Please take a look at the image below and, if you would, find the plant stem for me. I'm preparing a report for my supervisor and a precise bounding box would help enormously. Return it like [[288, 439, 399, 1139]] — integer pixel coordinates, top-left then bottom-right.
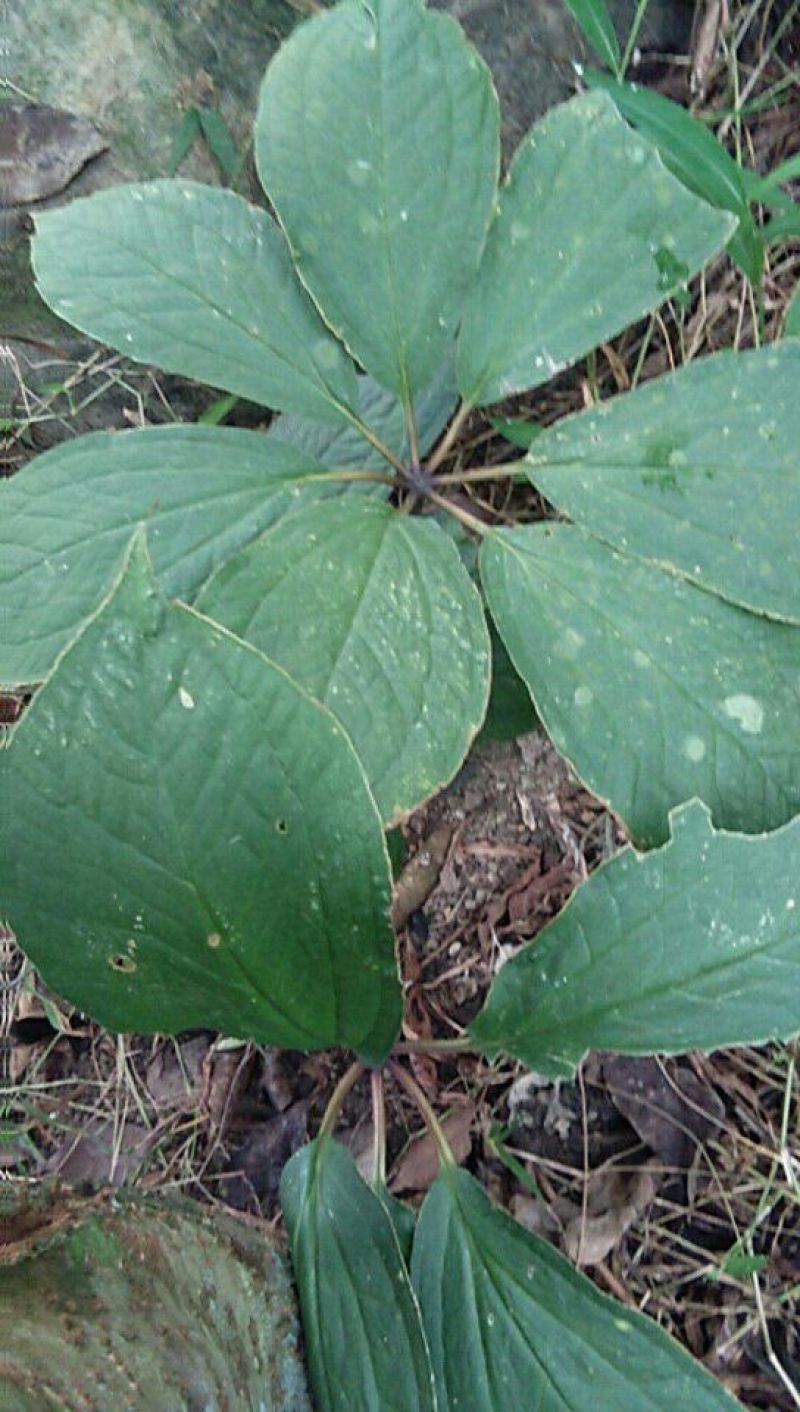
[[631, 312, 656, 389], [620, 0, 651, 78], [393, 1036, 472, 1055], [317, 467, 395, 487], [779, 1048, 798, 1195], [427, 488, 492, 537], [318, 1060, 364, 1140], [404, 396, 421, 474], [390, 1061, 456, 1167], [432, 460, 526, 486], [585, 348, 599, 403], [718, 0, 800, 141], [370, 1069, 387, 1187], [337, 406, 407, 477], [426, 401, 473, 474]]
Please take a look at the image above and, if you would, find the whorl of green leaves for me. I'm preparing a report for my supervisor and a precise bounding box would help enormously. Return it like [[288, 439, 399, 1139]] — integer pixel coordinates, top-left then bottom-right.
[[4, 3, 798, 1405]]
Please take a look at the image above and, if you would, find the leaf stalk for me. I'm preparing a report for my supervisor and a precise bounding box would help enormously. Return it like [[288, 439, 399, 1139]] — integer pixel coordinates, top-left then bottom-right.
[[427, 489, 492, 537], [390, 1060, 457, 1167], [318, 1060, 364, 1140], [426, 401, 473, 474], [433, 460, 526, 486], [370, 1068, 387, 1187]]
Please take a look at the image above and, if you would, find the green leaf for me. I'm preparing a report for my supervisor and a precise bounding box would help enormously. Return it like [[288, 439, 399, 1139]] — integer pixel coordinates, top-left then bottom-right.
[[269, 357, 457, 472], [2, 533, 400, 1063], [168, 106, 202, 175], [197, 107, 240, 180], [742, 153, 800, 200], [476, 626, 538, 745], [527, 345, 800, 622], [487, 417, 542, 450], [281, 1139, 437, 1412], [411, 1166, 741, 1411], [786, 285, 800, 338], [470, 800, 800, 1075], [256, 0, 499, 402], [485, 1124, 544, 1200], [457, 91, 733, 406], [386, 827, 408, 879], [762, 208, 800, 242], [584, 71, 763, 283], [198, 392, 240, 425], [374, 1182, 417, 1265], [32, 181, 358, 423], [563, 0, 620, 71], [739, 165, 795, 215], [197, 498, 490, 823], [718, 1243, 768, 1279], [481, 524, 800, 845], [1, 425, 349, 687]]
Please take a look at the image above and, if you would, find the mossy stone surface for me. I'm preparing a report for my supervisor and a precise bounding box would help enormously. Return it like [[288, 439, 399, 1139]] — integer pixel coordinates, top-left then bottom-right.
[[0, 1190, 312, 1410], [5, 0, 297, 186]]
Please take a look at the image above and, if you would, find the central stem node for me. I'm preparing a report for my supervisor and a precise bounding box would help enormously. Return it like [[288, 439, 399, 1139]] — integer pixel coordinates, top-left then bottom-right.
[[402, 461, 434, 495]]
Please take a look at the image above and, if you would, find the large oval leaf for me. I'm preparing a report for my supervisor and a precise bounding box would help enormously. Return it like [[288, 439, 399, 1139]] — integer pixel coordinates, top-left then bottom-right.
[[527, 345, 800, 623], [256, 0, 499, 402], [198, 499, 490, 823], [0, 425, 347, 687], [411, 1166, 741, 1411], [457, 91, 733, 406], [269, 357, 458, 472], [481, 524, 800, 845], [281, 1139, 437, 1412], [32, 181, 358, 423], [1, 533, 400, 1063], [470, 800, 800, 1076]]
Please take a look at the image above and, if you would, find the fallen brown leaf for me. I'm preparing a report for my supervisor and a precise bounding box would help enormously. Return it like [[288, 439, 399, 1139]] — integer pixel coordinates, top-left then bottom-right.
[[510, 1193, 563, 1238], [146, 1035, 209, 1112], [202, 1044, 253, 1136], [219, 1101, 309, 1211], [604, 1055, 724, 1169], [261, 1047, 295, 1112], [389, 1100, 475, 1195], [46, 1118, 155, 1186], [564, 1159, 661, 1266], [391, 824, 453, 930]]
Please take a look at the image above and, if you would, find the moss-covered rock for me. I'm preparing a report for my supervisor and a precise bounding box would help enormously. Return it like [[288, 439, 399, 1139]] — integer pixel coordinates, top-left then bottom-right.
[[4, 0, 296, 187], [0, 1189, 312, 1410]]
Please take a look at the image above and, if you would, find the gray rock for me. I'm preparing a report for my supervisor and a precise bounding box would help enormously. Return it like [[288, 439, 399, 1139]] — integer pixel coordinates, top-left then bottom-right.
[[1, 0, 299, 370], [436, 0, 692, 154], [4, 0, 297, 187]]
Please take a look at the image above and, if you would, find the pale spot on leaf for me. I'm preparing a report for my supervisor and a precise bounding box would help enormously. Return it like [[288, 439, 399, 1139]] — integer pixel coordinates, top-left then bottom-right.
[[683, 734, 706, 762], [554, 628, 584, 660], [723, 693, 764, 734]]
